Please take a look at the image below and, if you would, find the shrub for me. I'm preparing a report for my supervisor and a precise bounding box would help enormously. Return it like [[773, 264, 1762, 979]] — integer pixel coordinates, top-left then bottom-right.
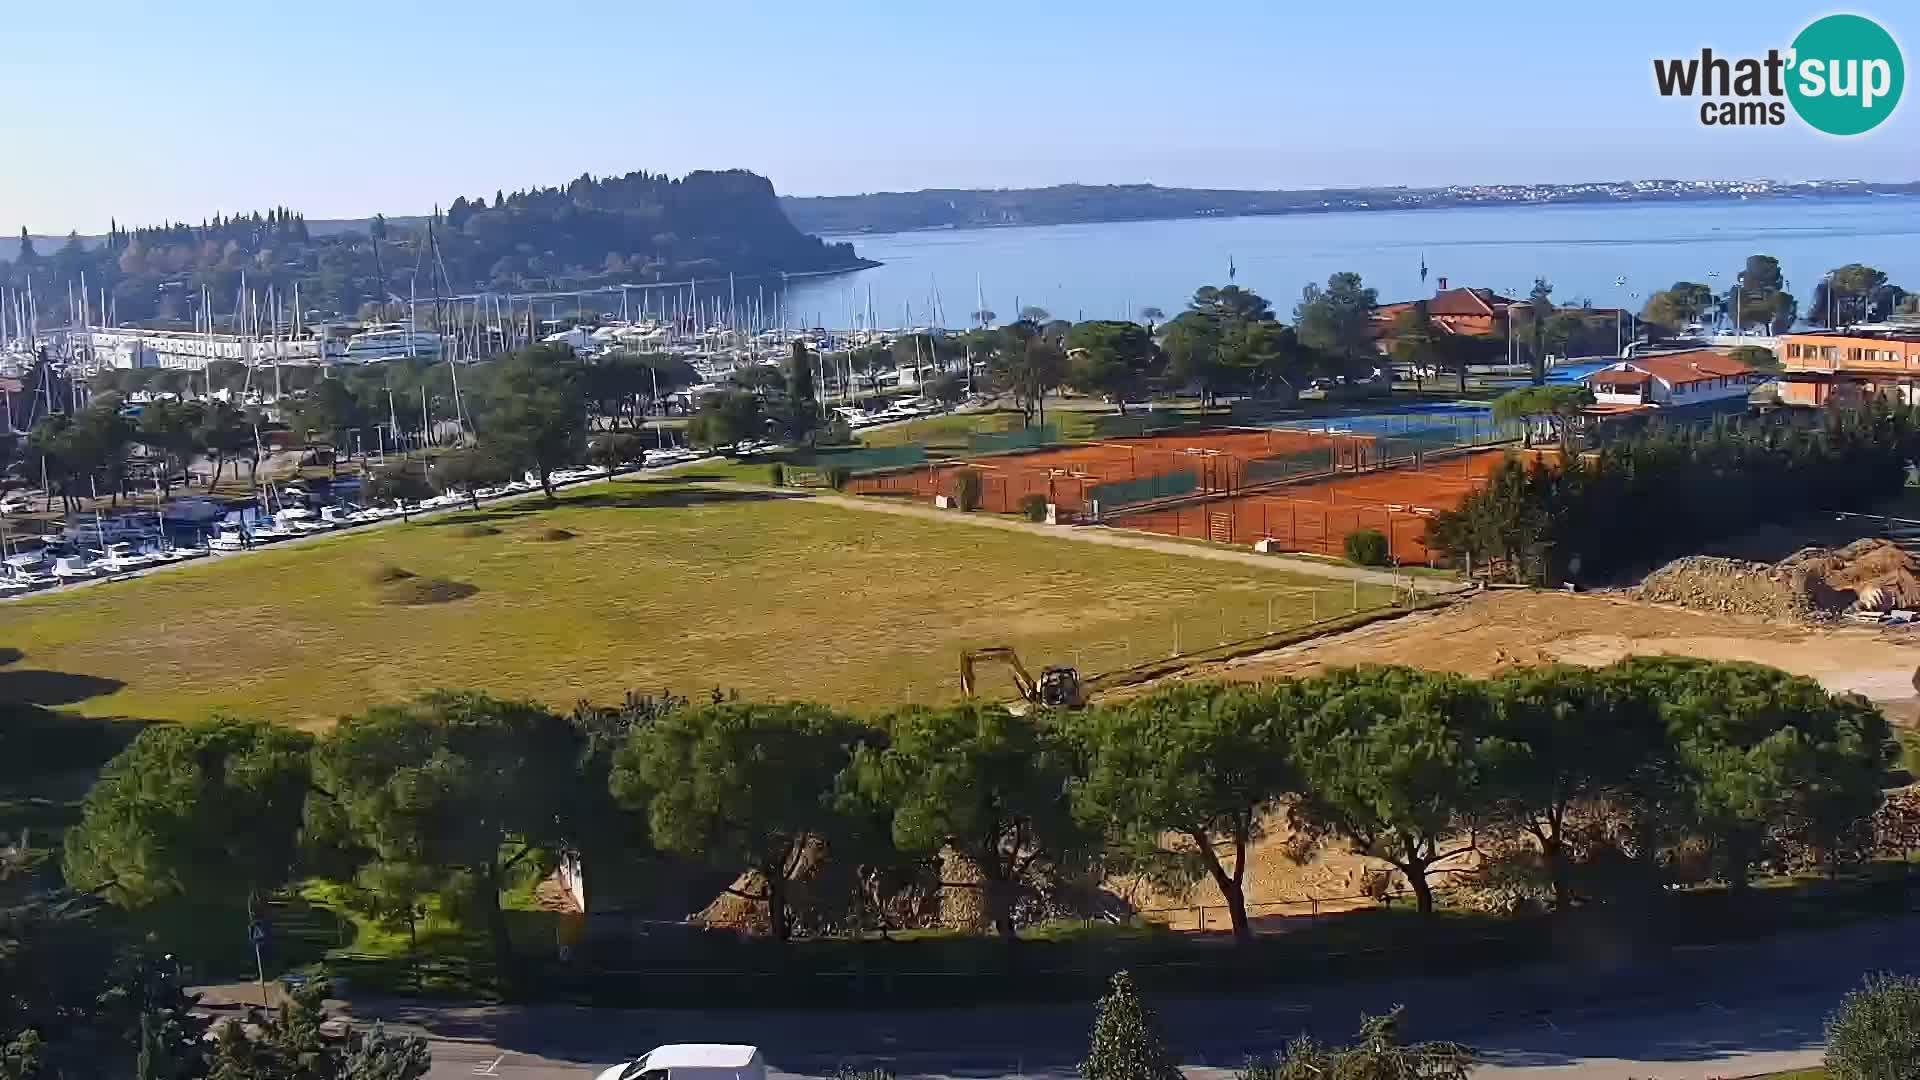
[[1344, 529, 1390, 566], [1020, 494, 1050, 522], [954, 468, 983, 512], [1825, 973, 1920, 1080], [1081, 971, 1182, 1080], [826, 466, 852, 491], [768, 464, 786, 487]]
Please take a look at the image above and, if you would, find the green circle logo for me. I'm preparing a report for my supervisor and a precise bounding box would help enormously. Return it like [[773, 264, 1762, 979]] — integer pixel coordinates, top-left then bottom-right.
[[1787, 14, 1904, 135]]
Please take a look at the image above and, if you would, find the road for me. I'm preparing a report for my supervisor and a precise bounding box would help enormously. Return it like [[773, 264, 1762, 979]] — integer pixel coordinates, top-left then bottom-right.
[[289, 913, 1920, 1080]]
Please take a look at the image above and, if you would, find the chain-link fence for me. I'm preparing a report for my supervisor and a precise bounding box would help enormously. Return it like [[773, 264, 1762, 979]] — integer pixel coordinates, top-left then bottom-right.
[[968, 424, 1059, 453]]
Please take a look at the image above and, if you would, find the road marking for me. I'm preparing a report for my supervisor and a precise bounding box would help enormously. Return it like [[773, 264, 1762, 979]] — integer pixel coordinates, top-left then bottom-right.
[[472, 1054, 504, 1076]]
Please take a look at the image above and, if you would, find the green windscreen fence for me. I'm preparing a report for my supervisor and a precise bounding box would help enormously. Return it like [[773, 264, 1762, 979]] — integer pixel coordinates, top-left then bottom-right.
[[968, 425, 1057, 454], [1240, 446, 1339, 487], [813, 445, 928, 472], [1088, 470, 1198, 516], [1089, 411, 1186, 438], [1371, 427, 1470, 461]]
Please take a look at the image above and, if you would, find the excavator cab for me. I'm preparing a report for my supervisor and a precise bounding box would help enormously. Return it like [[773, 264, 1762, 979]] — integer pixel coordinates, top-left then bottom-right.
[[959, 647, 1086, 713], [1035, 665, 1083, 708]]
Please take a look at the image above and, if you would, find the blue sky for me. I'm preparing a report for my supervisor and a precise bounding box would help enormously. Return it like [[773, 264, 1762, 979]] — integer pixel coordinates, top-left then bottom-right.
[[2, 1, 1915, 232]]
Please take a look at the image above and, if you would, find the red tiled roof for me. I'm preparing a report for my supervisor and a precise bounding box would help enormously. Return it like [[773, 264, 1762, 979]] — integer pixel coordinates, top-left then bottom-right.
[[1628, 350, 1754, 385], [1376, 287, 1518, 322], [1583, 350, 1754, 388], [1427, 287, 1515, 317], [1593, 370, 1652, 386]]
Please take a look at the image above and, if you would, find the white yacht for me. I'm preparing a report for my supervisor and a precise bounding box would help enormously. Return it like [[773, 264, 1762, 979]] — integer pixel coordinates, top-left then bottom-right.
[[276, 507, 329, 534], [345, 324, 444, 363], [3, 560, 56, 589], [96, 542, 161, 573], [51, 554, 98, 581]]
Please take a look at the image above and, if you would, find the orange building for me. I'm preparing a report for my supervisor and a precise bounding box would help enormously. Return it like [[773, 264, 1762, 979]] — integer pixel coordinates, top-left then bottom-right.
[[1775, 325, 1920, 407]]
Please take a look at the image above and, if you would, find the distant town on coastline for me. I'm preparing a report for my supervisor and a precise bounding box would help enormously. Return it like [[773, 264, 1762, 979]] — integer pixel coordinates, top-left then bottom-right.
[[779, 177, 1920, 235]]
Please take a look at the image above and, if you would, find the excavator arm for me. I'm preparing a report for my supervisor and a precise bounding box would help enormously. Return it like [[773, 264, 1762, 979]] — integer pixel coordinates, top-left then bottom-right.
[[959, 647, 1040, 702]]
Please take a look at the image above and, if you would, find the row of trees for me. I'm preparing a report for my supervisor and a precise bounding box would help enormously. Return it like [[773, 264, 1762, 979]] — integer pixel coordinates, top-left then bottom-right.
[[61, 656, 1892, 978], [43, 341, 700, 509], [1430, 401, 1919, 582], [14, 396, 260, 511], [1642, 257, 1917, 334], [944, 277, 1394, 424]]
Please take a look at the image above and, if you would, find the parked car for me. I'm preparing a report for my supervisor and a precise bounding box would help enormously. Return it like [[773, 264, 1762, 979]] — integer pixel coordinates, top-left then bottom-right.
[[594, 1045, 767, 1080]]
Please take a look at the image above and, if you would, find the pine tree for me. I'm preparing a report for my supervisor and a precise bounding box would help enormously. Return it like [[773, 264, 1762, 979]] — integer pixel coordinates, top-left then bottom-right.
[[340, 1022, 431, 1080], [1080, 972, 1182, 1080], [261, 981, 332, 1080], [208, 1017, 264, 1080]]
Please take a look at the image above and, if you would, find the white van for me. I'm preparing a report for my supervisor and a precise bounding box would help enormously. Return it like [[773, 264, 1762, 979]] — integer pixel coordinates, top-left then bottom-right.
[[595, 1045, 766, 1080]]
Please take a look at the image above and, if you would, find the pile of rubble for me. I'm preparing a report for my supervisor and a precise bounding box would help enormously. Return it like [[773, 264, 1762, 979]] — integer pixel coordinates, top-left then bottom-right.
[[1635, 538, 1920, 621]]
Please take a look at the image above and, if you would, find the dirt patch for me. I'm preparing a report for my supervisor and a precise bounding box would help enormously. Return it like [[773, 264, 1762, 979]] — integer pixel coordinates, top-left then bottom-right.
[[376, 577, 479, 606], [456, 524, 502, 538], [1635, 538, 1920, 620], [1134, 589, 1920, 720], [366, 564, 417, 585], [532, 528, 577, 542], [1097, 588, 1920, 922]]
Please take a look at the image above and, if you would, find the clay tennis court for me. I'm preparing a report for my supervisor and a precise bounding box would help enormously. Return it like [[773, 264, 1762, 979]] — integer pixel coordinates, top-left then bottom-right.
[[1111, 449, 1513, 564], [843, 427, 1381, 512]]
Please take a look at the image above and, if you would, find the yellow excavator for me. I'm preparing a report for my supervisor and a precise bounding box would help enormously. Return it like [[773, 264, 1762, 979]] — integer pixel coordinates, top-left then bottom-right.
[[959, 647, 1088, 713]]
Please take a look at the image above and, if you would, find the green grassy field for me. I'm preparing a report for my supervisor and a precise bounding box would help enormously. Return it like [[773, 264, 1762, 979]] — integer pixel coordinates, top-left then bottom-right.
[[0, 478, 1393, 727]]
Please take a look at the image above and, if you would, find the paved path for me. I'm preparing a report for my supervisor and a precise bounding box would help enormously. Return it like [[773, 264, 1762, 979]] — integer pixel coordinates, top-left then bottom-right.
[[199, 912, 1920, 1080], [690, 481, 1464, 595]]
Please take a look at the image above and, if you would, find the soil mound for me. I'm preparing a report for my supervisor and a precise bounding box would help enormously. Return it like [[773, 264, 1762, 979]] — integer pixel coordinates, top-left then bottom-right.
[[1636, 538, 1920, 620], [455, 524, 501, 537], [376, 577, 479, 606], [367, 564, 417, 585], [533, 528, 577, 542]]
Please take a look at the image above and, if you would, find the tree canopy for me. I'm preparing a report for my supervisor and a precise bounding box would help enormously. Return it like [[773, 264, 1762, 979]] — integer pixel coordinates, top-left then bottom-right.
[[308, 691, 584, 977], [1068, 683, 1300, 942], [62, 718, 314, 910], [1293, 272, 1378, 370], [476, 344, 589, 500], [1290, 667, 1491, 915], [844, 703, 1085, 939], [1065, 320, 1163, 410], [611, 701, 869, 941]]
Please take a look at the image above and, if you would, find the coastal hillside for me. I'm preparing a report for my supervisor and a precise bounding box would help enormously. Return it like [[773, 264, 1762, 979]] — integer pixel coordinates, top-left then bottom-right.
[[781, 178, 1920, 235], [0, 168, 868, 324]]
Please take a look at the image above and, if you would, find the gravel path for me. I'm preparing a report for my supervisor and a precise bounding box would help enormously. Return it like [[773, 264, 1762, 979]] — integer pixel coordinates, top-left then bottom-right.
[[689, 480, 1464, 594]]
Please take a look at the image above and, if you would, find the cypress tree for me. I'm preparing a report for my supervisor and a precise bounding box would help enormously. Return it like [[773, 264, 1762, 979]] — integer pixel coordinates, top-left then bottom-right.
[[1080, 972, 1182, 1080]]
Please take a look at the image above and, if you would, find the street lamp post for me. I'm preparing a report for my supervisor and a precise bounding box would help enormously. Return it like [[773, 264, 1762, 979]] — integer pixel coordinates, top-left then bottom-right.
[[1613, 277, 1629, 356]]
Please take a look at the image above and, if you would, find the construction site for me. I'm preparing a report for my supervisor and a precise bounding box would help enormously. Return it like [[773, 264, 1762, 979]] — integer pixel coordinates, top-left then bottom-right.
[[845, 419, 1521, 564]]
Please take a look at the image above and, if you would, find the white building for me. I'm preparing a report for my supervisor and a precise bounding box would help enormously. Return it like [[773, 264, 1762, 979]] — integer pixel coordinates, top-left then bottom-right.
[[89, 328, 342, 371], [1582, 350, 1759, 411]]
